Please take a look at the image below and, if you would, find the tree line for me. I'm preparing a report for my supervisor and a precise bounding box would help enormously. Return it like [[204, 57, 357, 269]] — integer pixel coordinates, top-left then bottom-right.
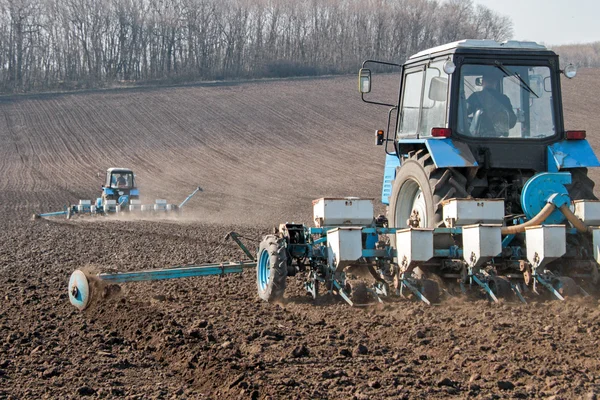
[[0, 0, 512, 93], [553, 42, 600, 68]]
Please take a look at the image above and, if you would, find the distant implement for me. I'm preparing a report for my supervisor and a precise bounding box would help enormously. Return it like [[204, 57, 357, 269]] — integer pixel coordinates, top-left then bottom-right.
[[33, 168, 201, 219]]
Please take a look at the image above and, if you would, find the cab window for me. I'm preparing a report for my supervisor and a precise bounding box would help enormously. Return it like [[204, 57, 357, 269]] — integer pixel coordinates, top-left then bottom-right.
[[457, 64, 555, 138], [420, 61, 449, 136], [398, 70, 423, 135], [111, 172, 133, 189], [398, 61, 449, 137]]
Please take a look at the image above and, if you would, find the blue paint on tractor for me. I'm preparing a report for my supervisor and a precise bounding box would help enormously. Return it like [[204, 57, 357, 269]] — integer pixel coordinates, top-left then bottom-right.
[[257, 248, 270, 293], [381, 139, 479, 204], [118, 195, 129, 205], [381, 154, 400, 205], [130, 189, 140, 196], [365, 233, 378, 250], [521, 172, 571, 224], [103, 187, 115, 195], [96, 198, 102, 208], [548, 140, 600, 170]]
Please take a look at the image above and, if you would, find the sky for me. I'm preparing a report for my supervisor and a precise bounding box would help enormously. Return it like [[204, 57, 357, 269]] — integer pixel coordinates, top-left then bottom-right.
[[473, 0, 600, 46]]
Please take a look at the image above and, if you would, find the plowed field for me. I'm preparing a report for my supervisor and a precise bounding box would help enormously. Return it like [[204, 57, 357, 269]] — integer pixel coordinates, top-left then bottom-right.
[[2, 70, 600, 399]]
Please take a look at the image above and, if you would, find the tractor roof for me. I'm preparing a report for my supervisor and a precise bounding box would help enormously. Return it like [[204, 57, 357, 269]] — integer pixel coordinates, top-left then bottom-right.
[[409, 39, 550, 60], [107, 167, 133, 174]]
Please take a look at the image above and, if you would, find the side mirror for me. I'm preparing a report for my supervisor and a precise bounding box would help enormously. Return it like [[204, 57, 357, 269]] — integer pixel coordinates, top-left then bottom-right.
[[475, 77, 483, 86], [359, 68, 371, 93], [563, 64, 577, 79]]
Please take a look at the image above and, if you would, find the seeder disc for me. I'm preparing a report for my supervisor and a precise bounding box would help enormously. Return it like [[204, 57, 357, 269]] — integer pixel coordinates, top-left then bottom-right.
[[68, 270, 90, 311]]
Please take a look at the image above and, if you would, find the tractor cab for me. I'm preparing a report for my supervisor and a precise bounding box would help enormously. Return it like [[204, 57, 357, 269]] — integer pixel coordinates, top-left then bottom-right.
[[360, 39, 599, 216], [359, 40, 593, 172], [100, 168, 139, 207], [107, 169, 135, 189]]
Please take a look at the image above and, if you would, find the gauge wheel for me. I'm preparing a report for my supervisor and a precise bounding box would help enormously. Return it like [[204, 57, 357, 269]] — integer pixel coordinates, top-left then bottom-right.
[[256, 235, 287, 302]]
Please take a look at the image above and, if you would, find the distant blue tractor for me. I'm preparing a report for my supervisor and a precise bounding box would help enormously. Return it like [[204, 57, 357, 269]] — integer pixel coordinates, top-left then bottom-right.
[[97, 167, 140, 212], [35, 167, 201, 219]]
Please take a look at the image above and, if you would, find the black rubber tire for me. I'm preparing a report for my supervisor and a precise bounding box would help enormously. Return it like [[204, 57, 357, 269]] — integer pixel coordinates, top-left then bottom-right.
[[566, 168, 597, 200], [256, 235, 287, 302], [388, 149, 470, 230]]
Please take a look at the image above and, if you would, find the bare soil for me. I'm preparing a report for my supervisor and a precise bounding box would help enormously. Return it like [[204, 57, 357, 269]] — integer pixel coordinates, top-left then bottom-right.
[[2, 71, 600, 399]]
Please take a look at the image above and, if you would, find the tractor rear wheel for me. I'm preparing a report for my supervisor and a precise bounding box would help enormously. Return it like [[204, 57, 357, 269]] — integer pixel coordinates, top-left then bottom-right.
[[566, 168, 597, 200], [388, 149, 469, 230], [256, 235, 287, 302]]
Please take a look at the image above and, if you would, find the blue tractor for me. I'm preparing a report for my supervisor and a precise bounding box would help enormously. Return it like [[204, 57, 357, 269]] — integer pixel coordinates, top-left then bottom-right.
[[97, 167, 140, 211], [35, 167, 202, 219], [355, 39, 600, 299]]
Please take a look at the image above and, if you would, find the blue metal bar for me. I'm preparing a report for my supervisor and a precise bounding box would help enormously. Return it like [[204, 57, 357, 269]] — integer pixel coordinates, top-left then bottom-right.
[[311, 226, 465, 235], [400, 278, 431, 305], [332, 280, 354, 306], [535, 275, 565, 301], [511, 283, 527, 304], [37, 210, 68, 218], [361, 227, 399, 234], [434, 248, 464, 258], [98, 261, 255, 283], [502, 234, 515, 248], [225, 232, 255, 261], [362, 249, 389, 258], [179, 187, 202, 209], [471, 274, 499, 303], [313, 225, 584, 238], [313, 237, 327, 245]]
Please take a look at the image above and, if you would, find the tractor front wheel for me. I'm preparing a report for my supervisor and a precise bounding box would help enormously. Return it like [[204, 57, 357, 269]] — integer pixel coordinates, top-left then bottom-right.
[[256, 235, 288, 302]]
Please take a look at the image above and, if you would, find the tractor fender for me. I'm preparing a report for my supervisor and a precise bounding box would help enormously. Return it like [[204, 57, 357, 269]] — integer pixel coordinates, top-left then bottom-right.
[[381, 139, 478, 205], [547, 140, 600, 171], [398, 139, 478, 169]]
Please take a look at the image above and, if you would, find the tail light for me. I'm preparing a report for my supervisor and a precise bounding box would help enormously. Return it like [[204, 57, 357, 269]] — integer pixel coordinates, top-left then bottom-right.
[[431, 128, 451, 138], [566, 130, 586, 140], [375, 129, 384, 145]]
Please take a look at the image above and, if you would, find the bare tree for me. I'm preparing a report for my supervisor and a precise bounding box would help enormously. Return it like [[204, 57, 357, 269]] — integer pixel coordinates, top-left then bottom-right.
[[0, 0, 515, 93]]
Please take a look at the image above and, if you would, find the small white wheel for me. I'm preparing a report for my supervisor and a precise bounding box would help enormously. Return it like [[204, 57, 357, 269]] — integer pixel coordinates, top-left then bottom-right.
[[68, 270, 91, 311]]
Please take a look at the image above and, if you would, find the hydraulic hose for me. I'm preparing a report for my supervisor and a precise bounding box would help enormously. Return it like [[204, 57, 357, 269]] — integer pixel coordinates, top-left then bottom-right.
[[499, 203, 592, 235], [559, 204, 591, 234], [500, 203, 556, 235]]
